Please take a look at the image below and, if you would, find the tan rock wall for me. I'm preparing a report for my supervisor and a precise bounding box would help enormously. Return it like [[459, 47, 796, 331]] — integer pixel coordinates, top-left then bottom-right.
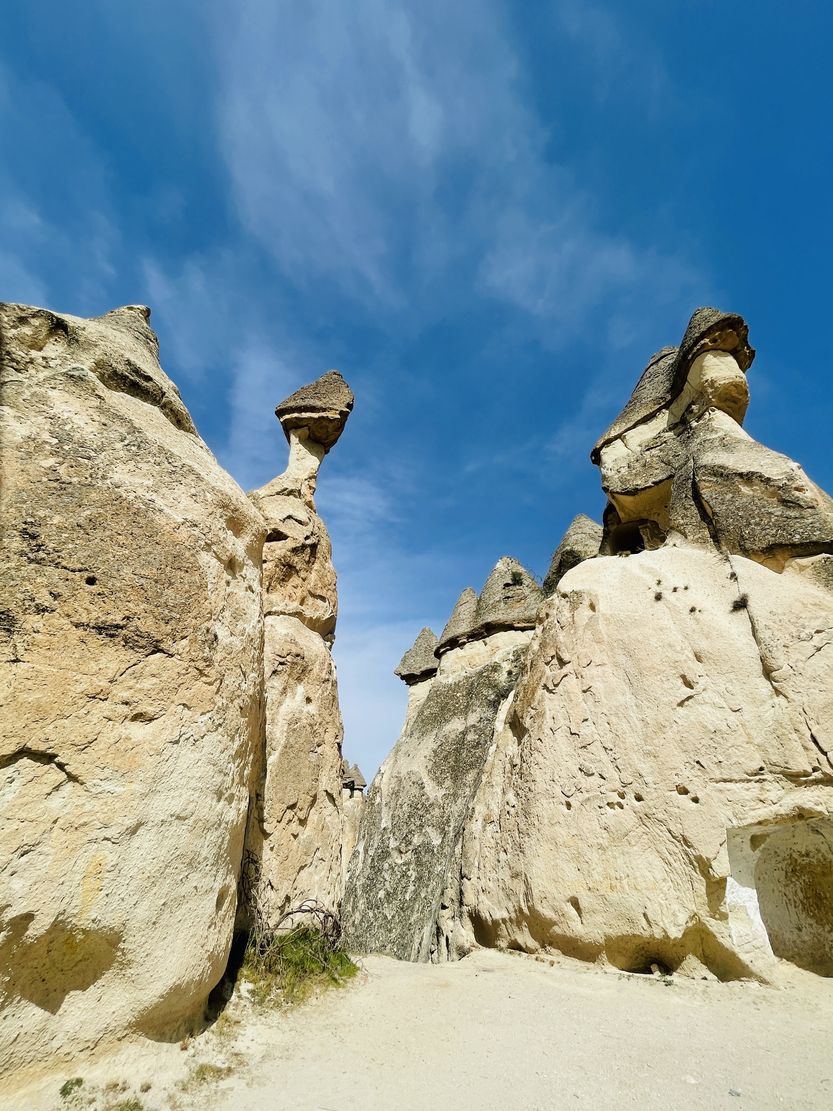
[[462, 547, 833, 979], [0, 304, 264, 1082]]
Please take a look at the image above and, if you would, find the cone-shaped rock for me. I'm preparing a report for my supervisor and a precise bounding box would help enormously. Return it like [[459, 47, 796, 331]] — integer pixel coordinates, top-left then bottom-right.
[[474, 556, 542, 632], [394, 627, 439, 683], [437, 587, 478, 655], [543, 515, 603, 595], [275, 369, 354, 450], [591, 307, 754, 462]]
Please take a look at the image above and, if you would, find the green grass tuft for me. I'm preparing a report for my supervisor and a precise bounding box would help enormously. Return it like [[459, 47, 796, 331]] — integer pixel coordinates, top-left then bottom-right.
[[243, 925, 358, 1005], [59, 1077, 84, 1099]]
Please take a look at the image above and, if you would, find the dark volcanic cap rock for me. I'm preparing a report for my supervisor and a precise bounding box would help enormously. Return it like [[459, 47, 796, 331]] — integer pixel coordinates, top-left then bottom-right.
[[591, 307, 755, 463], [437, 588, 478, 656], [474, 557, 542, 633], [543, 515, 603, 595], [395, 627, 439, 683], [275, 370, 354, 450]]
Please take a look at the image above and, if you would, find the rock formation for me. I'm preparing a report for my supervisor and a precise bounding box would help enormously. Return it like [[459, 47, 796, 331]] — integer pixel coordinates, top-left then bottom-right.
[[342, 559, 543, 960], [245, 370, 353, 923], [346, 306, 833, 982], [542, 514, 602, 595], [0, 303, 264, 1081], [0, 303, 354, 1089], [341, 761, 367, 881]]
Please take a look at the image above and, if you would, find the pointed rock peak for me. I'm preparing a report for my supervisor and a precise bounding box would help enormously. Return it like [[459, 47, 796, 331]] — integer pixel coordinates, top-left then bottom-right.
[[275, 370, 354, 450], [475, 556, 542, 632], [395, 627, 439, 683], [543, 515, 603, 595], [591, 307, 754, 463], [437, 587, 478, 655]]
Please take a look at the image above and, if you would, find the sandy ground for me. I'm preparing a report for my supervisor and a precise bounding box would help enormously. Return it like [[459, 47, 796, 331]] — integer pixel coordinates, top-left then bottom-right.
[[11, 948, 833, 1111]]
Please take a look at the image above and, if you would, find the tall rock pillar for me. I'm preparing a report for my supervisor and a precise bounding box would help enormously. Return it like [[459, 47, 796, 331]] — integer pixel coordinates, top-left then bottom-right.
[[246, 371, 353, 920]]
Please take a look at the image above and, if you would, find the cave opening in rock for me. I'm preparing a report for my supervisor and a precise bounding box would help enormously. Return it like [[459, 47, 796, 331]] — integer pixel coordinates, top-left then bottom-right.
[[728, 817, 833, 976], [754, 818, 833, 976]]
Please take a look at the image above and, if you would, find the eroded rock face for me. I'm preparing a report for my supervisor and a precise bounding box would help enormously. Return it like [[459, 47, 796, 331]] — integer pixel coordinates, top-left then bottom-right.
[[543, 514, 603, 595], [346, 305, 833, 982], [245, 372, 353, 921], [343, 561, 541, 960], [0, 304, 264, 1080], [594, 308, 833, 564], [463, 546, 833, 979]]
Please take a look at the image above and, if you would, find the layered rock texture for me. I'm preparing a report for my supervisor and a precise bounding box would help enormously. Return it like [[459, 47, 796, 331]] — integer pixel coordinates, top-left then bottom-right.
[[345, 307, 833, 982], [342, 559, 543, 960], [245, 371, 353, 923], [0, 304, 264, 1079], [0, 305, 353, 1087]]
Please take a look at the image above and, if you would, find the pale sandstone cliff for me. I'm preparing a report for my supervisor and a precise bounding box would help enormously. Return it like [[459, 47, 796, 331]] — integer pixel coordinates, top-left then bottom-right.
[[0, 307, 354, 1088], [346, 307, 833, 981], [0, 304, 264, 1080], [245, 371, 353, 923]]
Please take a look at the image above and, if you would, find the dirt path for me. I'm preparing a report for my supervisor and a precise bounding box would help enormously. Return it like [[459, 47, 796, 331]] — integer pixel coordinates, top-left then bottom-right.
[[212, 949, 832, 1111], [15, 949, 833, 1111]]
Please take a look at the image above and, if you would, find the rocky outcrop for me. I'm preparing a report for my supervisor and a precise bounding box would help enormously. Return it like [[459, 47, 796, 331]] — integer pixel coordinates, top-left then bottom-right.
[[245, 371, 353, 922], [0, 303, 264, 1081], [542, 514, 602, 595], [463, 545, 833, 979], [593, 307, 833, 564], [342, 561, 542, 960], [341, 761, 367, 882], [346, 306, 833, 982]]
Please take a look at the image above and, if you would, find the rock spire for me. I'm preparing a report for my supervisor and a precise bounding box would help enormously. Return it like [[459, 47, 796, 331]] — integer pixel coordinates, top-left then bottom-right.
[[395, 627, 439, 683]]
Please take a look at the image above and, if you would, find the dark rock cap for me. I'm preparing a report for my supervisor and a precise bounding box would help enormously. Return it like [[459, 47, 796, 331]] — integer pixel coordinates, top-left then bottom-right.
[[394, 627, 439, 683], [275, 370, 354, 450], [591, 308, 755, 463], [342, 761, 367, 789], [543, 515, 603, 595], [474, 557, 542, 632], [436, 587, 478, 656]]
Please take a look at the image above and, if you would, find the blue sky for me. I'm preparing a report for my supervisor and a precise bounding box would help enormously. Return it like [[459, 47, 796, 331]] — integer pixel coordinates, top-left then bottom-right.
[[3, 1, 832, 776]]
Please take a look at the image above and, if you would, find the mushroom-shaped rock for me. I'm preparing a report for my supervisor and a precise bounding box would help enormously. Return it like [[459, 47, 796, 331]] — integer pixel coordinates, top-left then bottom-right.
[[437, 587, 478, 656], [474, 557, 542, 633], [275, 369, 354, 451], [543, 515, 603, 595], [395, 627, 439, 683], [591, 307, 754, 463], [342, 761, 367, 790]]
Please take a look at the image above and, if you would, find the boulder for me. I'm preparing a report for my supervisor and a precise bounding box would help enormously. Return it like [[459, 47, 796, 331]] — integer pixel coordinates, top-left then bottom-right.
[[0, 303, 264, 1081]]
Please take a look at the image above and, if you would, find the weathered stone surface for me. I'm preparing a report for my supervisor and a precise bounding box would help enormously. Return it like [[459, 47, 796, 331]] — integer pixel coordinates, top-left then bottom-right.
[[473, 557, 541, 634], [275, 369, 354, 451], [543, 515, 603, 595], [595, 308, 833, 565], [437, 587, 478, 655], [246, 615, 345, 921], [394, 627, 439, 683], [461, 546, 833, 980], [341, 762, 366, 882], [592, 307, 754, 462], [252, 475, 338, 638], [0, 303, 264, 1081], [342, 629, 532, 961], [244, 373, 352, 921]]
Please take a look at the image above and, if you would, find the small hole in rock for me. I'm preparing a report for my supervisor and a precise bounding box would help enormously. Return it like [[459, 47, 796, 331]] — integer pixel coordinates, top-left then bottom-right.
[[85, 575, 97, 586]]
